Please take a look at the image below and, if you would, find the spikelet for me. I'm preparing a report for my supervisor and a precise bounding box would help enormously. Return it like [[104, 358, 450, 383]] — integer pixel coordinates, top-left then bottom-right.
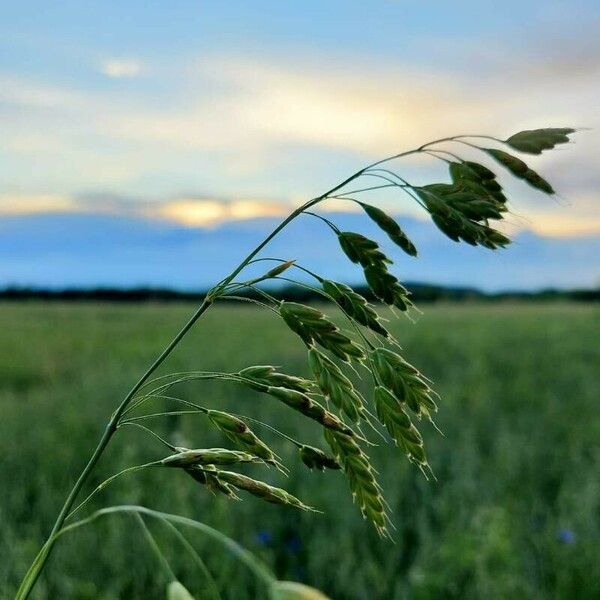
[[504, 127, 575, 155], [263, 259, 296, 278], [216, 470, 315, 511], [416, 185, 510, 249], [363, 264, 413, 311], [449, 161, 508, 206], [185, 465, 239, 499], [359, 203, 418, 256], [371, 347, 437, 418], [485, 148, 555, 194], [279, 301, 365, 362], [308, 346, 365, 422], [337, 231, 391, 269], [161, 448, 261, 468], [324, 429, 388, 536], [374, 386, 431, 473], [239, 365, 311, 392], [266, 386, 355, 436], [298, 445, 340, 471], [207, 409, 277, 464], [321, 279, 389, 337]]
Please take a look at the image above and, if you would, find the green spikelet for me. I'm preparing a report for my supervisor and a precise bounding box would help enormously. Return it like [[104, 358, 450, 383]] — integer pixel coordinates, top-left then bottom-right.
[[308, 346, 365, 422], [485, 148, 555, 194], [363, 264, 413, 311], [504, 127, 575, 155], [207, 410, 277, 463], [161, 448, 260, 468], [185, 465, 239, 499], [279, 301, 365, 362], [216, 470, 315, 511], [416, 185, 510, 249], [239, 365, 311, 392], [337, 231, 391, 268], [266, 386, 355, 436], [322, 279, 389, 337], [371, 347, 437, 418], [324, 429, 389, 536], [359, 203, 418, 256], [374, 386, 431, 472], [298, 445, 340, 471]]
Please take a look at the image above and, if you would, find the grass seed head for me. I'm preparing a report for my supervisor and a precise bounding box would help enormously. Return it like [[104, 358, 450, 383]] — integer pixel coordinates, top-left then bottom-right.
[[324, 429, 389, 536], [322, 279, 389, 337], [264, 259, 296, 278], [239, 365, 311, 392], [299, 445, 340, 470], [337, 231, 392, 268], [360, 203, 418, 257], [280, 301, 365, 362], [162, 448, 261, 468], [207, 409, 277, 463], [266, 386, 355, 436], [308, 346, 365, 422], [374, 386, 431, 469], [363, 264, 413, 311], [217, 470, 314, 511], [372, 347, 438, 418], [485, 148, 555, 194], [417, 184, 510, 249], [504, 127, 575, 154], [185, 466, 239, 499]]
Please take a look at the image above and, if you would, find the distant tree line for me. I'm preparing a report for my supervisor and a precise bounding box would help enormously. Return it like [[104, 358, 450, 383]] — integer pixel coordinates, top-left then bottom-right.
[[1, 284, 597, 303]]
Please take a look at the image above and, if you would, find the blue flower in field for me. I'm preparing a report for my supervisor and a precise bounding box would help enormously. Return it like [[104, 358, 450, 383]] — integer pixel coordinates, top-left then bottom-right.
[[556, 528, 576, 545], [255, 530, 273, 546], [285, 534, 302, 553]]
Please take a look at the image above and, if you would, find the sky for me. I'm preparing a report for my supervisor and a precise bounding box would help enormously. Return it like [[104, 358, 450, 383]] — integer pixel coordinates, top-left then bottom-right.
[[1, 1, 599, 289]]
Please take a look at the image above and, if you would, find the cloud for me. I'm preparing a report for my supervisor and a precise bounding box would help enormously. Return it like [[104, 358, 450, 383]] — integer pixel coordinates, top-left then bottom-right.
[[0, 193, 76, 214], [2, 189, 599, 239], [1, 42, 599, 236], [100, 58, 142, 78], [155, 198, 288, 227]]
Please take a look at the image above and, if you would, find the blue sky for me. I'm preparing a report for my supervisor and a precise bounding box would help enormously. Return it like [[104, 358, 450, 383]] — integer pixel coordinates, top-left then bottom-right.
[[1, 1, 599, 288]]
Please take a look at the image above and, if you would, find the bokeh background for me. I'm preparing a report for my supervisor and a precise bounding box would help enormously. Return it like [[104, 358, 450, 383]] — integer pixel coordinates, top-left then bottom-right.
[[1, 2, 599, 599]]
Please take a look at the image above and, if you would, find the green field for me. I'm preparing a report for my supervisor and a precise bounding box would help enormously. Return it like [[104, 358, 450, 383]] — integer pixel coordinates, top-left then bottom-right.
[[1, 302, 599, 599]]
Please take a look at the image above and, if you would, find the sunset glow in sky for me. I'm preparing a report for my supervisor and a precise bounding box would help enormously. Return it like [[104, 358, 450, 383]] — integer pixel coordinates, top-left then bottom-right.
[[2, 1, 599, 238]]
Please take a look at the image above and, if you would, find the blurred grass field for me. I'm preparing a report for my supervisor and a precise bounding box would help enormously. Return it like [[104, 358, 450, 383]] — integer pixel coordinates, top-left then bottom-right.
[[1, 301, 599, 599]]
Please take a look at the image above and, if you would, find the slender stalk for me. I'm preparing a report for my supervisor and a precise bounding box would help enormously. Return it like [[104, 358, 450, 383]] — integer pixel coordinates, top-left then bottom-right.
[[134, 513, 177, 582], [16, 135, 457, 598]]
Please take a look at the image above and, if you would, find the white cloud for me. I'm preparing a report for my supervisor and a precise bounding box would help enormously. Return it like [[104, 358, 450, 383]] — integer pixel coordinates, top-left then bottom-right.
[[1, 48, 599, 236], [0, 193, 76, 214], [100, 58, 142, 78]]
